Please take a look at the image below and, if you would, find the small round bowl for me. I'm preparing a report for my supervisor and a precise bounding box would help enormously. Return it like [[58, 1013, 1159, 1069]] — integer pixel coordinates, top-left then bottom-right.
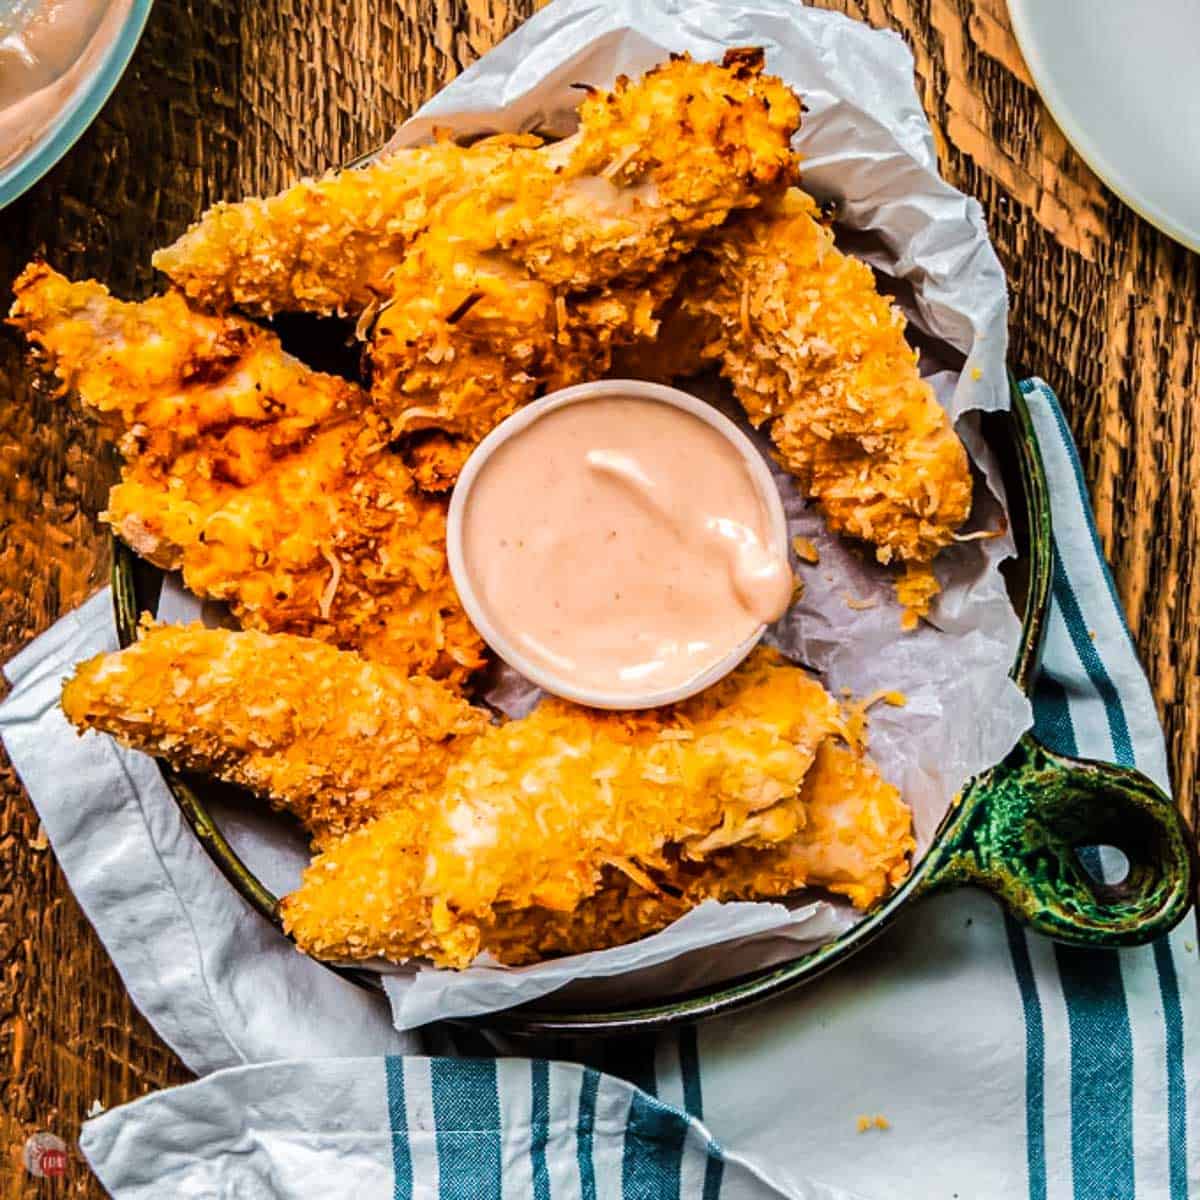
[[446, 379, 791, 710], [0, 0, 153, 210]]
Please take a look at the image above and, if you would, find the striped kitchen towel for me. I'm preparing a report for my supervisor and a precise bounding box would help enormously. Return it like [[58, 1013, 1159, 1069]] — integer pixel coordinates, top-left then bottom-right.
[[17, 379, 1198, 1197]]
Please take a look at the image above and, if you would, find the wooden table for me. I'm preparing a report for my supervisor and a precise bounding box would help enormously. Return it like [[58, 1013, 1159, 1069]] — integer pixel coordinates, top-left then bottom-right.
[[0, 0, 1195, 1192]]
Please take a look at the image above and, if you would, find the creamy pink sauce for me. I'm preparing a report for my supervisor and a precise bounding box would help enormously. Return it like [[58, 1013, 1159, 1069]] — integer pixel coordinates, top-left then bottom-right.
[[461, 395, 793, 698], [0, 0, 131, 172]]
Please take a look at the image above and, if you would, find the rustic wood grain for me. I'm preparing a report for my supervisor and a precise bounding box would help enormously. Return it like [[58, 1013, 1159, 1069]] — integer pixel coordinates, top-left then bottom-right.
[[0, 0, 1194, 1193]]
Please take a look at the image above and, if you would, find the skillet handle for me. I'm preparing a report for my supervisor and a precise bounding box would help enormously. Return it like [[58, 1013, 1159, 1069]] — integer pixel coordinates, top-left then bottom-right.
[[918, 734, 1195, 946]]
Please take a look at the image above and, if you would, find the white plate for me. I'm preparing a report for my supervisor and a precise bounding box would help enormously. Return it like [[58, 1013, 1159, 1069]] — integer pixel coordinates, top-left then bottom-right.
[[1008, 0, 1200, 253]]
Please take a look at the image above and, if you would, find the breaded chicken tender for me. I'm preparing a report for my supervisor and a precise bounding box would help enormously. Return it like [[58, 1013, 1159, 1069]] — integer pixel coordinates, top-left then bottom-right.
[[366, 51, 798, 458], [484, 740, 914, 964], [458, 48, 800, 289], [282, 648, 851, 968], [9, 262, 359, 491], [153, 51, 798, 317], [660, 187, 973, 623], [152, 134, 540, 316], [62, 625, 487, 844], [370, 254, 682, 446], [9, 264, 484, 682], [62, 624, 911, 968]]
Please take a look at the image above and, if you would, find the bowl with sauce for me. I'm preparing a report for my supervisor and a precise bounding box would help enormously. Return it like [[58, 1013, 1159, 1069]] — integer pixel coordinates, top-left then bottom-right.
[[0, 0, 152, 208], [447, 380, 794, 709]]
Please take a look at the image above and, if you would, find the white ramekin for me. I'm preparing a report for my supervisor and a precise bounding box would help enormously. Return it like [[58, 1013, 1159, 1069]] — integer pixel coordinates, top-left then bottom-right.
[[446, 379, 790, 710]]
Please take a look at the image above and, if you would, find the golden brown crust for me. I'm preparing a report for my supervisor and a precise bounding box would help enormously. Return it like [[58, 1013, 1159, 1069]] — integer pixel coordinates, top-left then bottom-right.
[[657, 187, 973, 621], [9, 265, 485, 683], [152, 52, 799, 317], [61, 624, 488, 845], [152, 135, 542, 317], [369, 255, 683, 451], [363, 52, 798, 455], [486, 741, 914, 963], [62, 623, 913, 969], [486, 49, 801, 288], [281, 647, 889, 968]]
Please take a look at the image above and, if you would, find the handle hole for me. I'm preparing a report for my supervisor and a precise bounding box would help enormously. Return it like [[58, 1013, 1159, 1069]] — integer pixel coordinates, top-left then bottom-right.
[[1074, 843, 1134, 902], [1075, 844, 1131, 886]]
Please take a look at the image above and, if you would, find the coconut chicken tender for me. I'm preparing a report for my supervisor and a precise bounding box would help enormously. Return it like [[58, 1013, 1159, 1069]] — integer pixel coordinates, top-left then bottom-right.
[[366, 50, 799, 466], [370, 256, 683, 454], [484, 740, 914, 964], [282, 648, 877, 969], [451, 48, 800, 289], [60, 625, 911, 968], [657, 187, 973, 624], [61, 625, 487, 845], [153, 51, 799, 317], [8, 264, 484, 683], [152, 134, 541, 317]]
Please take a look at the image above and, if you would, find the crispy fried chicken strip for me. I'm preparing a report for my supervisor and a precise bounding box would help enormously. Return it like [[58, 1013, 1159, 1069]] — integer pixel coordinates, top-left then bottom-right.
[[282, 648, 848, 968], [152, 134, 541, 316], [370, 258, 683, 446], [485, 740, 914, 964], [456, 48, 800, 289], [61, 623, 911, 967], [366, 50, 798, 454], [664, 187, 973, 623], [61, 625, 487, 845], [154, 51, 798, 317], [8, 262, 360, 485], [9, 264, 484, 682]]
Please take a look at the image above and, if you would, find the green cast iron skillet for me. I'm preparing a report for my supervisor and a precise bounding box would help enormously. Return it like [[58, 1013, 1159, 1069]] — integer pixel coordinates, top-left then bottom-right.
[[112, 374, 1196, 1036]]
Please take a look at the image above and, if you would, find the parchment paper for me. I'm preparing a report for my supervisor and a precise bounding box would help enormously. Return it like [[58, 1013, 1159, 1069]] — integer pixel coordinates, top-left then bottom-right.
[[160, 0, 1032, 1031]]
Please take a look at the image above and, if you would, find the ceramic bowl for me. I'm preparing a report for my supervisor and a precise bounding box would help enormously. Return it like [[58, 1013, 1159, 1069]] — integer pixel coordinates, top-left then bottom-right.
[[0, 0, 153, 208], [445, 379, 791, 710]]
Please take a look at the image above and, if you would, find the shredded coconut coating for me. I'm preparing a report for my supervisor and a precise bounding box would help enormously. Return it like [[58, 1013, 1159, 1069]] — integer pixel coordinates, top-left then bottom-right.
[[282, 647, 856, 967], [469, 48, 801, 288], [59, 623, 913, 968], [152, 51, 798, 319], [485, 740, 914, 963], [661, 186, 973, 620], [8, 262, 360, 476], [61, 625, 487, 845], [152, 135, 540, 317], [366, 49, 798, 462], [8, 264, 484, 683], [370, 252, 682, 448]]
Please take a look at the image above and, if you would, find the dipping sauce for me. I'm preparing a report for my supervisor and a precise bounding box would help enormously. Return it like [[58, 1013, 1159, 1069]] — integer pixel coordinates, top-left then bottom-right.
[[457, 393, 793, 702]]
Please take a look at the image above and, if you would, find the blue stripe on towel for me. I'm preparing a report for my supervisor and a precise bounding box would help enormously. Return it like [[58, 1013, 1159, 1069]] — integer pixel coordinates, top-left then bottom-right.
[[1020, 378, 1136, 656], [530, 1060, 551, 1200], [622, 1091, 688, 1200], [385, 1057, 412, 1200], [1055, 944, 1135, 1200], [1039, 380, 1191, 1200], [577, 1067, 600, 1200], [1003, 915, 1048, 1200], [1154, 939, 1189, 1199], [1031, 674, 1077, 756], [1051, 547, 1134, 764], [431, 1058, 502, 1200], [1040, 526, 1135, 1199], [702, 1142, 725, 1200], [679, 1028, 704, 1119]]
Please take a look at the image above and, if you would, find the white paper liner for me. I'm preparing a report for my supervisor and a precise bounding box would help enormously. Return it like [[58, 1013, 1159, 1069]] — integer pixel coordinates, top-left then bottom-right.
[[153, 0, 1032, 1031]]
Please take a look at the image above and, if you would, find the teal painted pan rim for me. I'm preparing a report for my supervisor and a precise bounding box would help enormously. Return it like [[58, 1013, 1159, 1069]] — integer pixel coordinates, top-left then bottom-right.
[[111, 373, 1196, 1036], [0, 1, 154, 210]]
